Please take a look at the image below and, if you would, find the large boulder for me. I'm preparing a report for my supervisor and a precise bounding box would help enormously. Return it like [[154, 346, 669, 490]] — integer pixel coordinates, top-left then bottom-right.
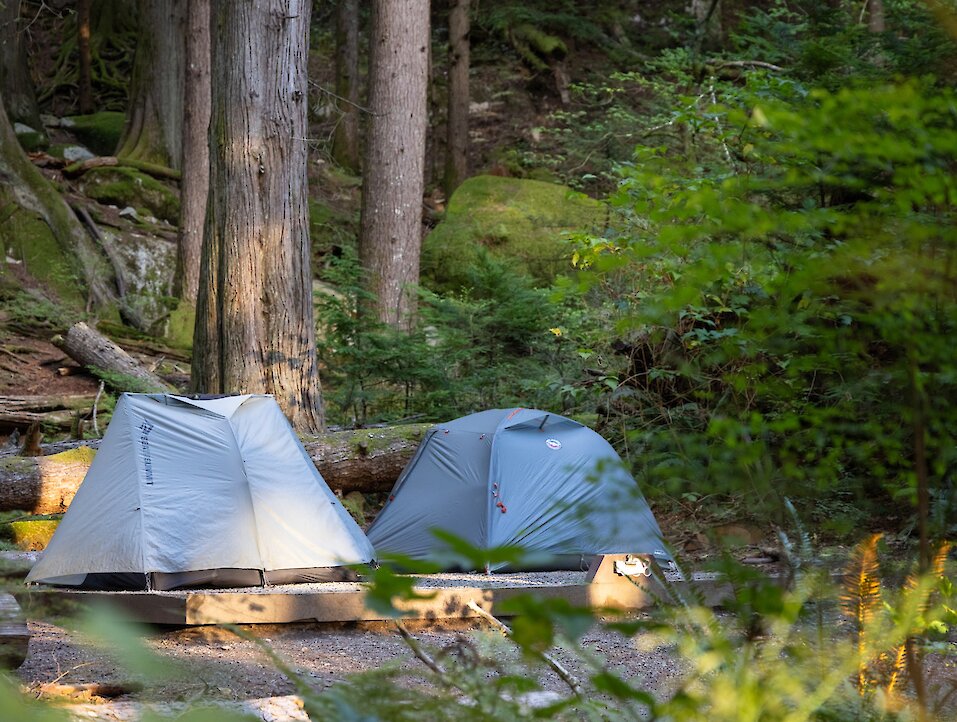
[[60, 112, 125, 156], [422, 175, 605, 290], [99, 226, 177, 333]]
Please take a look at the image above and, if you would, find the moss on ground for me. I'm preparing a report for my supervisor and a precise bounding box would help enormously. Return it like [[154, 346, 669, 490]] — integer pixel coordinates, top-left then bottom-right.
[[62, 112, 125, 156], [46, 446, 97, 465], [2, 209, 86, 308], [4, 519, 60, 551], [165, 302, 195, 348], [422, 175, 605, 290], [76, 166, 180, 222]]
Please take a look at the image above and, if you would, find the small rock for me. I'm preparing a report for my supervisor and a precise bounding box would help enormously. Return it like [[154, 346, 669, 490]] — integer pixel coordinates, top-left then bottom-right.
[[60, 117, 76, 128], [118, 206, 139, 220], [62, 145, 95, 162], [40, 114, 60, 128], [13, 122, 37, 135]]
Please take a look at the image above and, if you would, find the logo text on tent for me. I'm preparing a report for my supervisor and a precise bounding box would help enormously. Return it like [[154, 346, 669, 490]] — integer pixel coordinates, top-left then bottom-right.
[[545, 438, 562, 450], [138, 419, 155, 485]]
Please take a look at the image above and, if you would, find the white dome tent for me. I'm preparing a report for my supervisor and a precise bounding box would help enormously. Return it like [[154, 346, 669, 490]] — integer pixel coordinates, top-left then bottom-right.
[[27, 393, 375, 590]]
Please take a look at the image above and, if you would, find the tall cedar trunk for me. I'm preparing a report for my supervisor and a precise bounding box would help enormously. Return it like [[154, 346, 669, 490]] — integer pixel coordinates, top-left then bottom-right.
[[0, 87, 115, 310], [0, 0, 44, 133], [77, 0, 94, 115], [115, 0, 185, 169], [359, 0, 430, 329], [193, 0, 324, 433], [332, 0, 360, 172], [174, 0, 211, 303], [444, 0, 469, 196], [866, 0, 885, 33], [692, 0, 722, 52]]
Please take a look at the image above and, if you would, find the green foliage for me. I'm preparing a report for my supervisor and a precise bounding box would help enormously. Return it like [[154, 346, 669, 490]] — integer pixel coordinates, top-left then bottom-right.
[[317, 248, 586, 425], [566, 71, 957, 534]]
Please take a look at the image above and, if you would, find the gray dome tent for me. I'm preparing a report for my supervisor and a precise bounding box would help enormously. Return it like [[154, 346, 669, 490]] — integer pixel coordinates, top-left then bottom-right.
[[367, 408, 670, 570], [27, 393, 375, 591]]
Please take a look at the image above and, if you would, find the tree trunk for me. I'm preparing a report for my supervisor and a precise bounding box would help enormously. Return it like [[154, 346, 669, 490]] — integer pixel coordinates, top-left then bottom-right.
[[193, 0, 324, 433], [866, 0, 885, 33], [332, 0, 360, 173], [77, 0, 94, 115], [52, 322, 174, 393], [444, 0, 469, 197], [115, 0, 186, 168], [0, 0, 44, 134], [174, 0, 211, 304], [358, 0, 430, 329], [0, 88, 115, 310], [0, 423, 430, 514], [692, 0, 722, 52]]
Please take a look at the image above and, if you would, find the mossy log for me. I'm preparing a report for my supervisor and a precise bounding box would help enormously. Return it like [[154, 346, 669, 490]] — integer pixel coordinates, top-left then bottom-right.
[[0, 424, 429, 514], [52, 322, 174, 393]]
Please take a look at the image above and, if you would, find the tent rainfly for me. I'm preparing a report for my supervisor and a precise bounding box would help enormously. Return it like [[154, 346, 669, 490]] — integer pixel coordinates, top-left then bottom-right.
[[367, 408, 671, 571], [27, 394, 375, 591]]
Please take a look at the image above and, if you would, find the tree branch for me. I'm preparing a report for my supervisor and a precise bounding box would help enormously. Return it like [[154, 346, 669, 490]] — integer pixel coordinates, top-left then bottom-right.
[[466, 600, 583, 697]]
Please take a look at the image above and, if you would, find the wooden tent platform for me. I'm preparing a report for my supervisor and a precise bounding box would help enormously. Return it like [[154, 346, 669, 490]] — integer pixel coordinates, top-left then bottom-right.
[[19, 557, 732, 626], [0, 593, 31, 667]]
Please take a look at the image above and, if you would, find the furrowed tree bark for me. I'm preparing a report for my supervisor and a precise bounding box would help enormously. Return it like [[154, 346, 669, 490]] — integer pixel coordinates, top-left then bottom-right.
[[358, 0, 430, 329], [0, 424, 430, 514], [77, 0, 94, 114], [174, 0, 211, 303], [115, 0, 186, 168], [52, 322, 174, 393], [332, 0, 360, 172], [0, 0, 44, 134], [444, 0, 470, 196], [193, 0, 324, 432]]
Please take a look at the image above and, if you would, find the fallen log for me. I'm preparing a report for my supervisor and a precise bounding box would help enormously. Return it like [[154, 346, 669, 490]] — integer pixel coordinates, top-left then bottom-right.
[[0, 424, 429, 514], [51, 322, 174, 393], [0, 395, 98, 432]]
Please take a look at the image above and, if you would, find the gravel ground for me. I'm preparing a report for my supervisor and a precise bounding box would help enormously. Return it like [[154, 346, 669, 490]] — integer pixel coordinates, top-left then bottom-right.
[[11, 570, 685, 719], [16, 613, 687, 719]]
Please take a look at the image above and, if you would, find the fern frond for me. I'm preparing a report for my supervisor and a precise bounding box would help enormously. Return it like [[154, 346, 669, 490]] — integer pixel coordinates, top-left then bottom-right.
[[930, 542, 952, 580], [841, 533, 883, 628], [841, 533, 883, 695], [885, 643, 907, 696]]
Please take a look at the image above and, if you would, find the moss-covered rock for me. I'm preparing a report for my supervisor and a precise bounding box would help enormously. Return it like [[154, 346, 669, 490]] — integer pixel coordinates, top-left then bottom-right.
[[164, 301, 195, 348], [13, 123, 47, 152], [76, 167, 180, 223], [61, 112, 125, 156], [99, 226, 177, 333], [422, 175, 605, 290]]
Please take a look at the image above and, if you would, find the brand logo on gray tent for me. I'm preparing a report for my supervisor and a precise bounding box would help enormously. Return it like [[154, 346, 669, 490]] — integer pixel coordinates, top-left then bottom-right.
[[545, 438, 562, 450]]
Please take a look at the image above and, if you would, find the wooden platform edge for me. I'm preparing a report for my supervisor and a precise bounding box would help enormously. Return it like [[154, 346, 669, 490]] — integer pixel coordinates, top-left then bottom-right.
[[0, 592, 31, 668]]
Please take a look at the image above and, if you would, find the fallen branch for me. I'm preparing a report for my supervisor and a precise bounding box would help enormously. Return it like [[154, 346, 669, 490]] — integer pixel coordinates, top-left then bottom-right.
[[466, 600, 583, 696], [711, 59, 785, 72]]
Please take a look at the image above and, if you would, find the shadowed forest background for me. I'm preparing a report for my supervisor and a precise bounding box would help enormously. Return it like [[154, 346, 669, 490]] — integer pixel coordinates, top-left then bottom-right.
[[0, 0, 955, 719]]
